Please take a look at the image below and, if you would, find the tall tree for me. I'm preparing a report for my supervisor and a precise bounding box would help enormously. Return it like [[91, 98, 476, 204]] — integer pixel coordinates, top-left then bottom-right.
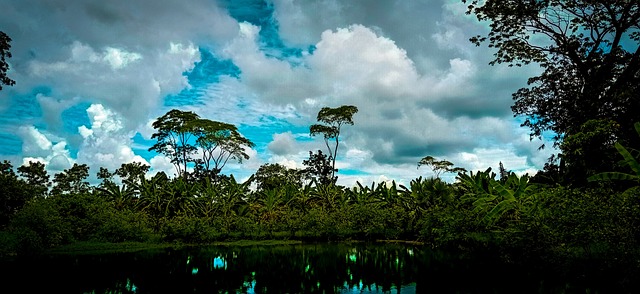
[[17, 161, 50, 198], [310, 105, 358, 180], [96, 167, 114, 187], [465, 0, 640, 176], [0, 31, 15, 91], [51, 163, 90, 196], [149, 109, 200, 178], [192, 118, 255, 178]]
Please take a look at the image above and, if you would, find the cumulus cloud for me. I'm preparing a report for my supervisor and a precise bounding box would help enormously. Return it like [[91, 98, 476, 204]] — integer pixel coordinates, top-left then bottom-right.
[[1, 0, 556, 187], [0, 0, 236, 158], [149, 155, 176, 177], [211, 9, 553, 184], [26, 41, 201, 129], [76, 104, 148, 172], [17, 126, 74, 173], [267, 132, 297, 155]]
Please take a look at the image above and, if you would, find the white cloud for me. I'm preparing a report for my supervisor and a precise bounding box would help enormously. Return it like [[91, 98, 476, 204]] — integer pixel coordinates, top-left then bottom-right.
[[267, 132, 297, 156], [17, 126, 74, 173], [149, 155, 175, 177], [0, 0, 557, 187], [18, 126, 53, 157], [103, 47, 142, 69], [76, 104, 148, 172]]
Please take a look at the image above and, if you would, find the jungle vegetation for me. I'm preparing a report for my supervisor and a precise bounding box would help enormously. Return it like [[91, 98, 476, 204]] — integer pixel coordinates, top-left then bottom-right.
[[1, 1, 640, 263]]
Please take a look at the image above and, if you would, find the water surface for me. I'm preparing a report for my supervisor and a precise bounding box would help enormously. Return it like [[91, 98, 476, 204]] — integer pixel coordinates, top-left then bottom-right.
[[2, 243, 636, 293]]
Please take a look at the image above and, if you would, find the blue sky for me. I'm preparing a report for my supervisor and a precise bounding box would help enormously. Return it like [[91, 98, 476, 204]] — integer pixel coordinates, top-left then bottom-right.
[[0, 0, 556, 185]]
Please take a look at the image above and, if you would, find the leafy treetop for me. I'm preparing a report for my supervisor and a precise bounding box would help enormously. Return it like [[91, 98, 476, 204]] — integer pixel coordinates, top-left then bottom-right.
[[0, 31, 15, 91], [310, 105, 358, 180]]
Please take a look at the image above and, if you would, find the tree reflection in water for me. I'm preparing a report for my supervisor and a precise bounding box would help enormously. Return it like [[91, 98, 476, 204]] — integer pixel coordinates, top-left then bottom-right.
[[2, 243, 637, 293]]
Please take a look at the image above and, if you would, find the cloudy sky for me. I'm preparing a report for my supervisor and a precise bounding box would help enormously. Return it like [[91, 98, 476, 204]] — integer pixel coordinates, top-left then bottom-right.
[[0, 0, 556, 185]]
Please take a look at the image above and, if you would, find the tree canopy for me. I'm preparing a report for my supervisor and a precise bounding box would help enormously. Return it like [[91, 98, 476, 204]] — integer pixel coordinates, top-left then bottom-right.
[[0, 31, 15, 91], [192, 118, 255, 178], [465, 0, 640, 181], [149, 109, 254, 180], [417, 156, 466, 179], [149, 109, 200, 178]]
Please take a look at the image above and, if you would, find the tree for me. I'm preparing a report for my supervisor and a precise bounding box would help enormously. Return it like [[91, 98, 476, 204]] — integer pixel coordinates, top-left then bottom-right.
[[17, 161, 50, 198], [0, 31, 15, 91], [149, 109, 254, 180], [192, 118, 255, 178], [96, 167, 114, 187], [417, 156, 466, 179], [51, 163, 90, 195], [310, 105, 358, 180], [254, 163, 304, 191], [303, 150, 336, 186], [465, 0, 640, 176], [560, 119, 621, 185], [0, 161, 30, 227], [115, 162, 150, 187], [149, 109, 200, 178], [498, 161, 509, 183]]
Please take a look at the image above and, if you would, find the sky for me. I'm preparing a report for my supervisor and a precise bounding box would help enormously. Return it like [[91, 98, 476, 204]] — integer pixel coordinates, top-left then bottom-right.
[[0, 0, 557, 186]]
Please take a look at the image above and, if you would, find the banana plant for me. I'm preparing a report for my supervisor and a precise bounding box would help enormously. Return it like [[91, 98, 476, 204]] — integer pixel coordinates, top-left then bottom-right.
[[163, 177, 199, 217], [135, 173, 168, 217], [400, 176, 453, 211], [96, 181, 136, 210], [216, 175, 252, 218], [588, 122, 640, 185], [456, 167, 495, 202], [255, 188, 286, 222], [472, 173, 538, 227], [346, 181, 381, 206], [310, 183, 346, 210], [374, 180, 404, 208]]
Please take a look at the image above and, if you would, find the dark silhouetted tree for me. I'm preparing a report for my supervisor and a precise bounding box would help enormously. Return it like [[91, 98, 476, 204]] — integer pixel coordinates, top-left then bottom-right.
[[254, 163, 303, 191], [192, 118, 254, 179], [465, 0, 640, 180], [51, 163, 90, 195], [418, 156, 466, 179], [0, 31, 15, 91], [303, 150, 336, 186]]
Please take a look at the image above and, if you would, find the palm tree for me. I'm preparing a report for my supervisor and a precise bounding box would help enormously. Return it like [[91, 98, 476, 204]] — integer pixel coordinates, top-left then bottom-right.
[[97, 181, 135, 210]]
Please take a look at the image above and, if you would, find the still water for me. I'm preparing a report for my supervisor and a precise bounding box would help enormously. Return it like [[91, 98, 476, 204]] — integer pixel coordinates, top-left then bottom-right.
[[2, 243, 636, 293]]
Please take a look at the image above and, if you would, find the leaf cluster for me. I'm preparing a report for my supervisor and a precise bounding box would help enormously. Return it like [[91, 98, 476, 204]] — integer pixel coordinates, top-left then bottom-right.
[[0, 31, 15, 90]]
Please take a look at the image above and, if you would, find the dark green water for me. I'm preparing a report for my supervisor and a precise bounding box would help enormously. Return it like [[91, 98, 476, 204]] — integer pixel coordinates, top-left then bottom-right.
[[1, 243, 637, 293]]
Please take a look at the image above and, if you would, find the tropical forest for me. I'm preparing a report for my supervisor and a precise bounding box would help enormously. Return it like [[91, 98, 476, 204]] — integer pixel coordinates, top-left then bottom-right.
[[1, 0, 640, 292]]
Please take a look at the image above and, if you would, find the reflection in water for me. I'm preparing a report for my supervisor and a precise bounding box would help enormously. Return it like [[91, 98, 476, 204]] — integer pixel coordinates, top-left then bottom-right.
[[1, 243, 638, 293]]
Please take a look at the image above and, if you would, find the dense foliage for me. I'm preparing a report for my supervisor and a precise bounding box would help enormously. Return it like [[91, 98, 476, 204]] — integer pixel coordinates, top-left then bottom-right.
[[0, 31, 15, 91], [2, 147, 640, 262], [2, 107, 640, 262], [465, 0, 640, 184], [2, 0, 640, 269]]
